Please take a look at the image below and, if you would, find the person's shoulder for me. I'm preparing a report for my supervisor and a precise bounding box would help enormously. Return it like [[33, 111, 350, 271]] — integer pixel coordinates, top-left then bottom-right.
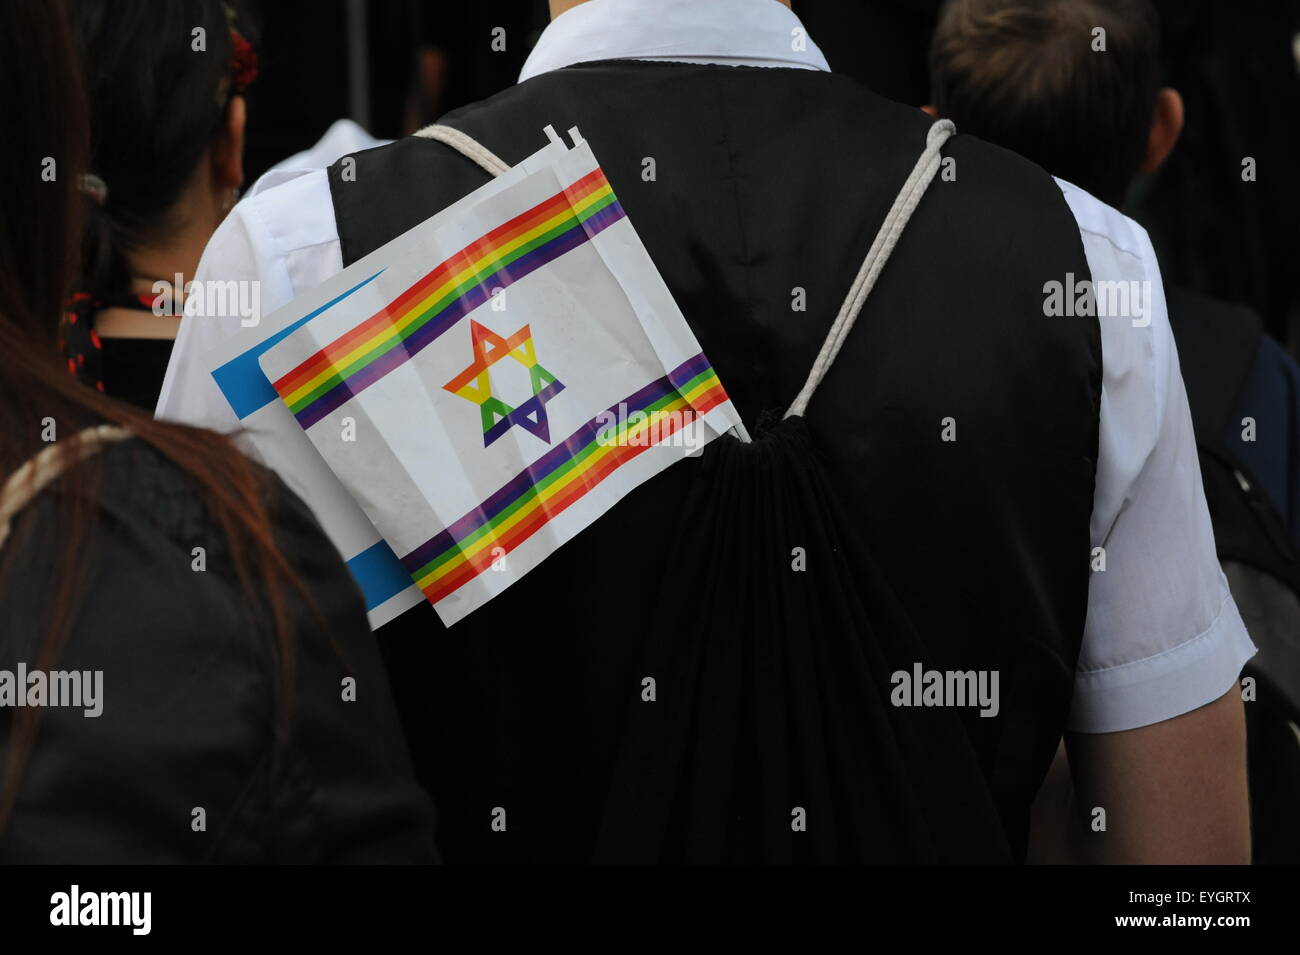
[[198, 122, 397, 281], [827, 82, 1089, 247], [92, 437, 222, 552], [254, 119, 389, 193], [216, 166, 337, 262], [940, 127, 1082, 230], [29, 435, 370, 679], [0, 435, 382, 862], [893, 113, 1092, 282], [1053, 176, 1155, 265], [72, 425, 387, 625], [88, 438, 358, 608]]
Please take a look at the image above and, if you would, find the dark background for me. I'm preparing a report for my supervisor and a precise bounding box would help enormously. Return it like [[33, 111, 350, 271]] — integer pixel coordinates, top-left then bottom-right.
[[239, 0, 1300, 353]]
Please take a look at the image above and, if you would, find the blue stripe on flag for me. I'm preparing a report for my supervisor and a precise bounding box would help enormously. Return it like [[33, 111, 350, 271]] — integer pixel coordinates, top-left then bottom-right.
[[211, 270, 384, 420], [346, 539, 414, 611]]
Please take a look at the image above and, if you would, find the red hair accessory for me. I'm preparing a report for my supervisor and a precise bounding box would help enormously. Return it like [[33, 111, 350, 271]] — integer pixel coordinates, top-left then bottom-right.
[[230, 29, 257, 93]]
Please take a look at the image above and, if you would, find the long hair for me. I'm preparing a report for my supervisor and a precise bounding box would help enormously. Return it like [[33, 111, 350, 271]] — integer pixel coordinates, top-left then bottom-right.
[[70, 0, 252, 304], [0, 0, 300, 831]]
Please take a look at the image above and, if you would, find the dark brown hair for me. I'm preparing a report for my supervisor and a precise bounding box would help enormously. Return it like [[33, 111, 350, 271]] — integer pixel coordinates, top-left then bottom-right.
[[929, 0, 1162, 207], [70, 0, 252, 304], [0, 0, 298, 830]]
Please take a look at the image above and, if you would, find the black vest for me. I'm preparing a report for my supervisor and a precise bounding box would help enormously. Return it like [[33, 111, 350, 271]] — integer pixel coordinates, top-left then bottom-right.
[[329, 61, 1102, 862]]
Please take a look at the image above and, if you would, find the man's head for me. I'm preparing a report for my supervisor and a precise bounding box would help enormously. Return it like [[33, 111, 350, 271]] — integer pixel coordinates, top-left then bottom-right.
[[928, 0, 1182, 208]]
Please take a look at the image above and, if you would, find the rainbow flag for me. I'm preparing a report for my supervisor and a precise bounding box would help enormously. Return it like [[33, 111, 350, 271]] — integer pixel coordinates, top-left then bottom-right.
[[259, 127, 745, 625], [273, 168, 625, 430], [403, 353, 730, 605]]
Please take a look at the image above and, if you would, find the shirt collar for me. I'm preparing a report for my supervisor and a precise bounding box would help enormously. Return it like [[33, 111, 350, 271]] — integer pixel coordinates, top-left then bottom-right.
[[519, 0, 830, 83]]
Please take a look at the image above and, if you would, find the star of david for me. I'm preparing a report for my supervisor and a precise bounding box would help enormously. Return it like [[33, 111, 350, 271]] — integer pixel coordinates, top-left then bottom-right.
[[443, 320, 565, 447]]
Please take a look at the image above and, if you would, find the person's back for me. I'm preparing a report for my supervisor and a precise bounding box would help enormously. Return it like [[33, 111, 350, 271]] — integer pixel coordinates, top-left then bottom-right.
[[159, 0, 1254, 863], [0, 439, 436, 863], [928, 0, 1294, 860], [334, 61, 1098, 863], [927, 0, 1300, 543]]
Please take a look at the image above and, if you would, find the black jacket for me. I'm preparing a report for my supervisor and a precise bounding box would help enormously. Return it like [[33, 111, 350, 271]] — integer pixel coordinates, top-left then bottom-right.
[[0, 439, 436, 863]]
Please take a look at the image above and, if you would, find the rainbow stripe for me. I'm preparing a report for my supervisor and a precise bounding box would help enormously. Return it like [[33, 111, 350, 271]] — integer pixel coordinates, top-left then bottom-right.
[[270, 167, 626, 429], [403, 352, 730, 605]]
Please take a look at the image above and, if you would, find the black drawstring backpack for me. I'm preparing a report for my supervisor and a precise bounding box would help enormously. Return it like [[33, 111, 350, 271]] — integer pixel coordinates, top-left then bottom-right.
[[416, 120, 1013, 863]]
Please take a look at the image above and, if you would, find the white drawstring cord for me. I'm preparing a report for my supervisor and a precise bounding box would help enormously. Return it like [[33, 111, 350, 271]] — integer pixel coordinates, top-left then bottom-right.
[[0, 425, 132, 552], [785, 120, 955, 418], [413, 123, 511, 178]]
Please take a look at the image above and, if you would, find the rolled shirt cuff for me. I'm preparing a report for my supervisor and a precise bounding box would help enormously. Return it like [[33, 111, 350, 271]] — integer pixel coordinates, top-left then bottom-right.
[[1067, 592, 1257, 733]]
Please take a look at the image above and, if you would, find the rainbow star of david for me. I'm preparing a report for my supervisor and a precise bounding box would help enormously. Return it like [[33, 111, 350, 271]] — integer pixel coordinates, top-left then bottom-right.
[[443, 319, 565, 447]]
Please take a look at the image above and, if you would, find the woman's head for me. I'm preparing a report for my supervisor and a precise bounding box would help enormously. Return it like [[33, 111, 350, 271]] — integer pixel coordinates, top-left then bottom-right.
[[70, 0, 254, 300]]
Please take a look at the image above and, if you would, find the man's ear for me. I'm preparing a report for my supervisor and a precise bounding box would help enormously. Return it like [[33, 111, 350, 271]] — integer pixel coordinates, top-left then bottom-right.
[[212, 94, 247, 191], [921, 104, 939, 119], [1140, 88, 1184, 175]]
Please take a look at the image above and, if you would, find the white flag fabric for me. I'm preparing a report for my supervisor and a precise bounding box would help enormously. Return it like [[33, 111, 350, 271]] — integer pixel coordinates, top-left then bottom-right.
[[201, 135, 576, 627], [243, 127, 743, 626]]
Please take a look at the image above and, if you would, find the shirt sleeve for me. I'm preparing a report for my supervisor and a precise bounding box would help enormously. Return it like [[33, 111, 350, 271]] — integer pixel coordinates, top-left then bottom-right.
[[154, 169, 343, 432], [1057, 179, 1257, 734]]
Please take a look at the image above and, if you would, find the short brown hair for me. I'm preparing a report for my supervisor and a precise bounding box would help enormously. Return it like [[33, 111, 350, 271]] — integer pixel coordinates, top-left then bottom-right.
[[929, 0, 1161, 206]]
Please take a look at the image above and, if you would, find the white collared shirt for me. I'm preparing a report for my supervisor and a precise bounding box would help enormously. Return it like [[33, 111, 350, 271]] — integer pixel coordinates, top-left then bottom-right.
[[518, 0, 830, 79], [156, 0, 1254, 733]]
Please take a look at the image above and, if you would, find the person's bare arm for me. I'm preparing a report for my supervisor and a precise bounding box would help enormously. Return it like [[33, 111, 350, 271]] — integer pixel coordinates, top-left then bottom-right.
[[1029, 686, 1250, 864]]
